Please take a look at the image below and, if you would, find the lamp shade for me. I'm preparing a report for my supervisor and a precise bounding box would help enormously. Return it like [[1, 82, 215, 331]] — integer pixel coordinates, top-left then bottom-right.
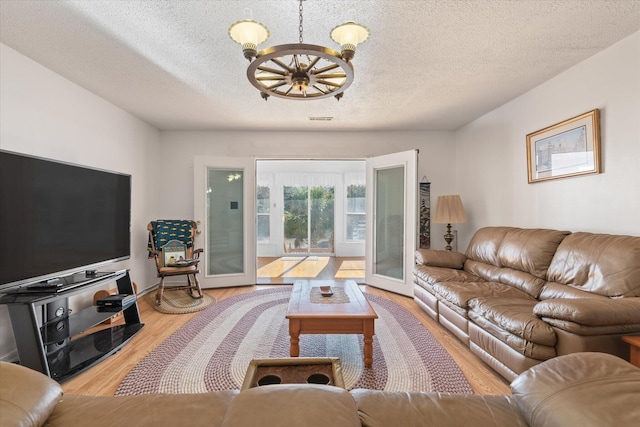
[[228, 20, 270, 46], [330, 21, 370, 47], [433, 195, 467, 224]]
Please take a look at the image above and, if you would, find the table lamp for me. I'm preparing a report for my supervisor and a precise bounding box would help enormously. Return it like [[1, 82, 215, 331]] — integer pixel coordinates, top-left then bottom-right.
[[433, 195, 467, 251]]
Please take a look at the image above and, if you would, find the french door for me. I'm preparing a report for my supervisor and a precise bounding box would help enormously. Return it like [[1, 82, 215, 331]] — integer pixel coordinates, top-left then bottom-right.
[[194, 156, 255, 288], [365, 150, 417, 297], [194, 151, 416, 292]]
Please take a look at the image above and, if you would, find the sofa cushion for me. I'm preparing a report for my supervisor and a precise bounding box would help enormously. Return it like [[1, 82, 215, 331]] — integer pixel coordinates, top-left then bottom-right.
[[414, 265, 482, 287], [463, 259, 503, 282], [538, 282, 605, 300], [547, 232, 640, 297], [534, 297, 640, 333], [45, 391, 238, 427], [351, 389, 528, 427], [431, 281, 532, 310], [221, 384, 361, 427], [465, 226, 512, 266], [0, 362, 62, 427], [469, 311, 557, 361], [497, 228, 570, 280], [469, 298, 556, 346], [511, 352, 640, 427]]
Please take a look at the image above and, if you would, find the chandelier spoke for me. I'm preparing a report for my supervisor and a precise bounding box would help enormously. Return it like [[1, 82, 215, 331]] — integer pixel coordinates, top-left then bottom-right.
[[313, 63, 340, 75], [271, 58, 294, 73], [267, 81, 288, 90], [312, 84, 328, 95], [294, 54, 301, 69], [315, 79, 342, 88], [256, 66, 287, 76], [256, 76, 286, 81], [306, 56, 321, 70], [315, 73, 347, 79], [284, 85, 294, 95]]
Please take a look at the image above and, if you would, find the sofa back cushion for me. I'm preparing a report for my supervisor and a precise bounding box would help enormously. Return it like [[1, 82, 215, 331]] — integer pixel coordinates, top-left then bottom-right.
[[465, 227, 569, 297], [465, 227, 512, 266], [497, 228, 570, 279], [547, 232, 640, 297], [351, 389, 528, 427], [221, 384, 361, 427]]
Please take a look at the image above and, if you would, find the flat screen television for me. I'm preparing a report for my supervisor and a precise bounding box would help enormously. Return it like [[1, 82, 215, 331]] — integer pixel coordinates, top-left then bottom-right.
[[0, 150, 131, 292]]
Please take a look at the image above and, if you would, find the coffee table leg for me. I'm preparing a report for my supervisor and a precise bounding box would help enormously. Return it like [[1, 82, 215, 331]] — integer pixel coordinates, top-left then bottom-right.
[[289, 319, 300, 357], [363, 319, 374, 368]]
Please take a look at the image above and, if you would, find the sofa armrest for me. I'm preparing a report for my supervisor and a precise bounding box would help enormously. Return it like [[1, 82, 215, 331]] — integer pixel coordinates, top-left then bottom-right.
[[0, 362, 63, 427], [511, 352, 640, 427], [534, 297, 640, 326], [415, 249, 466, 269]]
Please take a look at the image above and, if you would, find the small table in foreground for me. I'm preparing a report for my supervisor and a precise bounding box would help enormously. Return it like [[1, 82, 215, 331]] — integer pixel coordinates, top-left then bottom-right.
[[286, 280, 378, 368]]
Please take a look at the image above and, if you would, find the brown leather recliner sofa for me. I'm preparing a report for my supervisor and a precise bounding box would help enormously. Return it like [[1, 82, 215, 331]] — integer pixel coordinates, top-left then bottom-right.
[[414, 226, 640, 380], [2, 352, 640, 427]]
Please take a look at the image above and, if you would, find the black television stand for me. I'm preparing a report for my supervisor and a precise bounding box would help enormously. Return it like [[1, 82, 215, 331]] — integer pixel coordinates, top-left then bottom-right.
[[0, 270, 144, 382]]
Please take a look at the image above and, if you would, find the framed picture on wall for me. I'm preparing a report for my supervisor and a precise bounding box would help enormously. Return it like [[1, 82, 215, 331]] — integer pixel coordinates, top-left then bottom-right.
[[526, 109, 601, 183]]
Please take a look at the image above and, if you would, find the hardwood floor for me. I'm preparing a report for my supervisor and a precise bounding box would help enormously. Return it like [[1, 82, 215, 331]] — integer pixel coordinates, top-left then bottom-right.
[[62, 283, 510, 397], [257, 256, 365, 284]]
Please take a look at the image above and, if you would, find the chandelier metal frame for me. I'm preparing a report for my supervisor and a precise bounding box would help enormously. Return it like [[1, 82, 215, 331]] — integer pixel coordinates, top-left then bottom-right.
[[229, 0, 368, 101]]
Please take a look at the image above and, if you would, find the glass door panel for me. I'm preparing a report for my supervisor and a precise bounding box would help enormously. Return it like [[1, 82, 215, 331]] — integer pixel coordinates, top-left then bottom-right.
[[206, 169, 244, 275], [310, 186, 334, 253], [374, 167, 404, 280], [346, 184, 366, 241], [256, 185, 270, 243], [283, 186, 309, 253], [283, 185, 335, 255]]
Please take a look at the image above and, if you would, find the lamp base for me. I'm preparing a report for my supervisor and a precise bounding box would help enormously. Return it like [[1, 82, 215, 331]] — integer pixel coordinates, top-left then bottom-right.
[[443, 223, 454, 251]]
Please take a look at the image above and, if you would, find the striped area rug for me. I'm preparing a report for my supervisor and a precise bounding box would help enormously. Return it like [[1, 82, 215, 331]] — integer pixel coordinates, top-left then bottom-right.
[[115, 288, 472, 395]]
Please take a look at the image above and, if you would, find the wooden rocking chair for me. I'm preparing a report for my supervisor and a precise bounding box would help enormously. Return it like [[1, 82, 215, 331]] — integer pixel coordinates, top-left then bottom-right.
[[147, 220, 203, 306]]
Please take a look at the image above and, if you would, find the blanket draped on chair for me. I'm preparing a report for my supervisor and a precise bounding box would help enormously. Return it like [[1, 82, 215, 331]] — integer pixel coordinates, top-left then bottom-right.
[[147, 220, 194, 257]]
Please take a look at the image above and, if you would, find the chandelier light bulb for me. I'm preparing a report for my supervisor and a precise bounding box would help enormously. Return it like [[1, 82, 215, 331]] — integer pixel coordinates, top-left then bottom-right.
[[228, 20, 270, 60], [330, 21, 370, 61]]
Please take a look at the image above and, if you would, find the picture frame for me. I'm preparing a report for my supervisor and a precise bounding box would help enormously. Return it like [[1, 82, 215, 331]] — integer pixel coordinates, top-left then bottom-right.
[[526, 109, 601, 183]]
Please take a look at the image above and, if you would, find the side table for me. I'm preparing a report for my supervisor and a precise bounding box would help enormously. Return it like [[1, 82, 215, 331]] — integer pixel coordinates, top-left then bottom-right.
[[241, 358, 345, 390], [621, 336, 640, 368]]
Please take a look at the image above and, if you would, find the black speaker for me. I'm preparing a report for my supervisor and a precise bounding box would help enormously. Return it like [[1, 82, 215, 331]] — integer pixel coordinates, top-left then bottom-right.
[[43, 299, 70, 355], [45, 298, 69, 320]]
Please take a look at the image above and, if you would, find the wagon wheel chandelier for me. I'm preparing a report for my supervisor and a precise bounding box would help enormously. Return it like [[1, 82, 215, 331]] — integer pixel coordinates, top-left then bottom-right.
[[228, 0, 369, 101]]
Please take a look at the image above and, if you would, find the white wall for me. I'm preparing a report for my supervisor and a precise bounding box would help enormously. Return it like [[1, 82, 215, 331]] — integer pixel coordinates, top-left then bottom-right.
[[454, 32, 640, 251], [0, 44, 161, 361]]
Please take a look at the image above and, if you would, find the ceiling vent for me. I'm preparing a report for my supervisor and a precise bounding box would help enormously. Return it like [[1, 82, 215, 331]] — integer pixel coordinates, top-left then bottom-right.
[[309, 116, 334, 121]]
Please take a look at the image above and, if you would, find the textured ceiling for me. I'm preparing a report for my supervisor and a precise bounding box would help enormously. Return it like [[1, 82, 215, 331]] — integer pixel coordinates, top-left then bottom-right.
[[1, 1, 639, 131]]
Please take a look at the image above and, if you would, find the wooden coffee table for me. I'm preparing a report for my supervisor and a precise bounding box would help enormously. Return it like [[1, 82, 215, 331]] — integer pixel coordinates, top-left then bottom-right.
[[286, 280, 378, 368]]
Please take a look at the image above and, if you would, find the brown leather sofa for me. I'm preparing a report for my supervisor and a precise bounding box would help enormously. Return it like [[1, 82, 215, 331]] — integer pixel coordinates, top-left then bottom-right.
[[414, 226, 640, 380], [2, 352, 639, 427]]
